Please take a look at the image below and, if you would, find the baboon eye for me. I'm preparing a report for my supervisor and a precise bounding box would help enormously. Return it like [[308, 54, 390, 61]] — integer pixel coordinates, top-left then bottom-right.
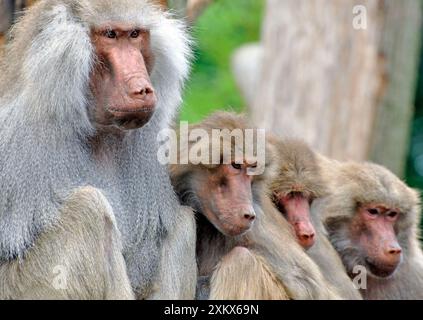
[[104, 30, 117, 39], [388, 211, 398, 219], [232, 163, 242, 170], [367, 208, 379, 216], [130, 30, 140, 38]]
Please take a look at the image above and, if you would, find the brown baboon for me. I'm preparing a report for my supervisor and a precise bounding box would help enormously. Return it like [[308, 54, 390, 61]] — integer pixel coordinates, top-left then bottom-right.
[[0, 0, 196, 299], [267, 138, 327, 249], [170, 112, 340, 300], [317, 160, 423, 299], [267, 138, 362, 300]]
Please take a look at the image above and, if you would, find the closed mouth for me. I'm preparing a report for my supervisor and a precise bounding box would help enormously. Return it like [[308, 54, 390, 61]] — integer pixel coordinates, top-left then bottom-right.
[[365, 258, 398, 278], [108, 106, 154, 114], [222, 221, 252, 237]]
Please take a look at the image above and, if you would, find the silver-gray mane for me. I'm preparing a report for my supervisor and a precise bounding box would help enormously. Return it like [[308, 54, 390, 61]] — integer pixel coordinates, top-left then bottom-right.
[[0, 0, 191, 295]]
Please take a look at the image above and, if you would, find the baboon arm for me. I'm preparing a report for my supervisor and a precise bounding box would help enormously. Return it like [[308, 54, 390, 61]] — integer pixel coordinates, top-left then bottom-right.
[[209, 247, 290, 300], [0, 186, 134, 300], [148, 206, 197, 300]]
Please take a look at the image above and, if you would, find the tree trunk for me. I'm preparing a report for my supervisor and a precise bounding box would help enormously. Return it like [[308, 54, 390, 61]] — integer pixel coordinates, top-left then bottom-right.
[[232, 43, 263, 112], [253, 0, 422, 177]]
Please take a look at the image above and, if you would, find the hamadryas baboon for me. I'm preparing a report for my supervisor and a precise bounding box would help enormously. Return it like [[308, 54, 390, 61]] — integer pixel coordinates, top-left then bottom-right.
[[0, 0, 196, 299]]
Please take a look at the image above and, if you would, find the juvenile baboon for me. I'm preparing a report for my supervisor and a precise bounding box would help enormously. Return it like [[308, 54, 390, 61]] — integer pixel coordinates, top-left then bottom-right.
[[317, 161, 423, 299], [0, 0, 196, 299], [170, 112, 340, 300], [268, 138, 362, 299], [268, 138, 326, 249]]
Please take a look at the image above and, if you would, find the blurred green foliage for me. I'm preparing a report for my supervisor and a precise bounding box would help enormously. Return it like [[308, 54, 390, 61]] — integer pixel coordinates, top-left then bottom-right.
[[407, 32, 423, 192], [179, 0, 264, 122]]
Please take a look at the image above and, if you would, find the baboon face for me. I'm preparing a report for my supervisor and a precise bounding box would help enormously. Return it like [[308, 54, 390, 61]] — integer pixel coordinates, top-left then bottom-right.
[[323, 163, 419, 281], [90, 24, 156, 130], [194, 163, 257, 237], [350, 203, 402, 278], [273, 191, 316, 249]]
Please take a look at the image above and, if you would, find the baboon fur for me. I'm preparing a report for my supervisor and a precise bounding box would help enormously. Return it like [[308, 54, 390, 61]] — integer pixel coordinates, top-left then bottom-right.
[[0, 0, 196, 299], [318, 160, 423, 299], [171, 112, 340, 300], [268, 138, 362, 299]]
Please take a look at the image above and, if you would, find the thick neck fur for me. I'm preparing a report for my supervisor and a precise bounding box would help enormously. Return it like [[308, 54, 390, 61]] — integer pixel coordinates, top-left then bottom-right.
[[0, 0, 191, 296], [195, 213, 242, 276]]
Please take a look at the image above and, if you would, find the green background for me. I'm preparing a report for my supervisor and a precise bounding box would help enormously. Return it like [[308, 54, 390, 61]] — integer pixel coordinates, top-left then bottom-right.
[[179, 0, 263, 122]]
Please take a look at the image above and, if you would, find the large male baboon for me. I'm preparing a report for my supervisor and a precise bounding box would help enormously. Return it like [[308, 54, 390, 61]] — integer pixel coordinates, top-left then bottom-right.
[[267, 138, 362, 300], [0, 0, 196, 299], [317, 160, 423, 299], [170, 112, 340, 300]]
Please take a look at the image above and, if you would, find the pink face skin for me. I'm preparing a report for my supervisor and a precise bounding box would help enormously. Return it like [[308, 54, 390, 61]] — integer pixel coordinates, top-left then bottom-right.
[[351, 203, 402, 278], [277, 192, 316, 249], [90, 24, 157, 130], [196, 163, 257, 237]]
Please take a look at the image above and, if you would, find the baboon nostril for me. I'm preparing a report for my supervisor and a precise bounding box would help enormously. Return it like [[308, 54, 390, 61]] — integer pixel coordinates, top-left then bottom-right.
[[298, 232, 315, 249], [244, 213, 256, 221], [300, 233, 315, 240], [137, 86, 154, 97], [388, 248, 402, 255]]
